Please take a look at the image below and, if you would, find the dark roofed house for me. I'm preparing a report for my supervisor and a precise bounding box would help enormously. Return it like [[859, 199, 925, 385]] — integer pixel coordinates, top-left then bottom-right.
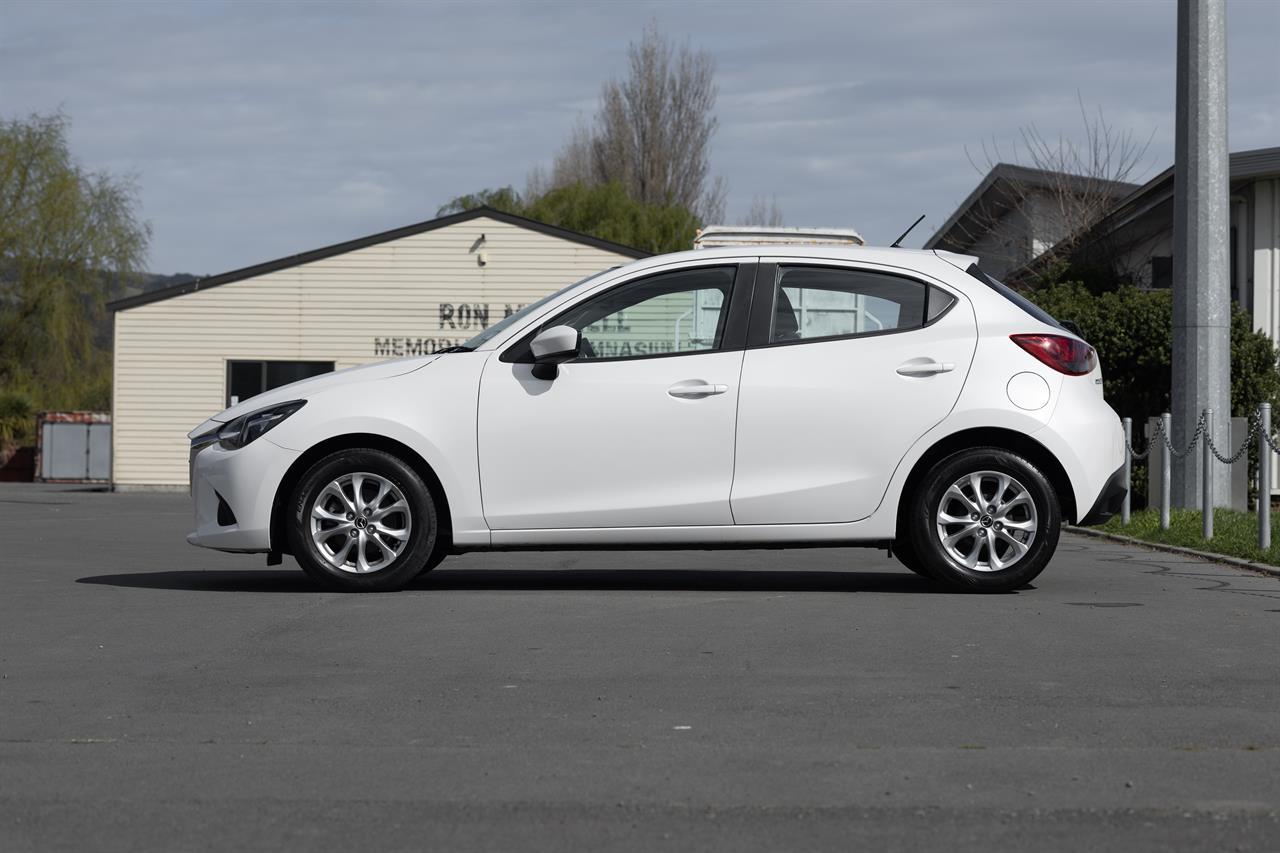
[[927, 148, 1280, 349], [1043, 147, 1280, 311], [924, 164, 1138, 279]]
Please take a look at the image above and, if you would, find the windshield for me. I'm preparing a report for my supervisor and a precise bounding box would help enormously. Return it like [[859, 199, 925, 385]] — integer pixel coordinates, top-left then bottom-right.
[[460, 268, 616, 350], [965, 264, 1064, 330]]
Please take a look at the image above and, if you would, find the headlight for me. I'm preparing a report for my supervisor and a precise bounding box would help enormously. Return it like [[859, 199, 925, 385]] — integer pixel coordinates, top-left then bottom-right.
[[217, 400, 306, 450]]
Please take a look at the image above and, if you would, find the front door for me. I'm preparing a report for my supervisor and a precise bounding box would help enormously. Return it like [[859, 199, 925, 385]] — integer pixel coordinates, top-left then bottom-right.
[[478, 263, 753, 530], [731, 262, 977, 524]]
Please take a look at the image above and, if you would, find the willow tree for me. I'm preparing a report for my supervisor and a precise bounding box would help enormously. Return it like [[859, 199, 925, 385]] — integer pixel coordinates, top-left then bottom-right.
[[0, 112, 149, 414]]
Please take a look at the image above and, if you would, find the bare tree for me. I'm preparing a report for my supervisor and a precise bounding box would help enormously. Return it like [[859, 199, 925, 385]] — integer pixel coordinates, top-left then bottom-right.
[[549, 118, 596, 190], [549, 22, 725, 222], [739, 194, 784, 227], [957, 97, 1155, 283]]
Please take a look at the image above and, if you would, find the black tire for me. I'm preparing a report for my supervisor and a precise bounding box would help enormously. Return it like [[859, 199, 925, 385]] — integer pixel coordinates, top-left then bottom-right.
[[892, 536, 936, 579], [415, 549, 448, 579], [287, 449, 441, 592], [906, 447, 1060, 592]]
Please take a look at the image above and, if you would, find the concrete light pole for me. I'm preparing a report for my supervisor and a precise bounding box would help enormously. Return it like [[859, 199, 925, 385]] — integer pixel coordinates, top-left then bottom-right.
[[1171, 0, 1231, 508]]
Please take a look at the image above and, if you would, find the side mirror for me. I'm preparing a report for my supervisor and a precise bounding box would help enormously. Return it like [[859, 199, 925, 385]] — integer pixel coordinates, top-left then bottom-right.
[[529, 325, 581, 380]]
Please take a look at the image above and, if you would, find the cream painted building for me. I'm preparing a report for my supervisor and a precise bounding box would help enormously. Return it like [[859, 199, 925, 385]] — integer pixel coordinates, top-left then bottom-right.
[[108, 208, 646, 488]]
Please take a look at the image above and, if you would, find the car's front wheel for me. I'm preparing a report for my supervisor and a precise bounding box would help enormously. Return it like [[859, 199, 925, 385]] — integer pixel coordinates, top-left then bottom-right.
[[905, 448, 1060, 591], [287, 449, 440, 592]]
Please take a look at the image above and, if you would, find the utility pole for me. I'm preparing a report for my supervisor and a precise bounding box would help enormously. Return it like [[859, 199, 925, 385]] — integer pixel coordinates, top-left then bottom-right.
[[1171, 0, 1231, 508]]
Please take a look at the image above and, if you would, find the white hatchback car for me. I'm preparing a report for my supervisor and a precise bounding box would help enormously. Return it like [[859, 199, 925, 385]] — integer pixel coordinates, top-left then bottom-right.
[[188, 246, 1126, 592]]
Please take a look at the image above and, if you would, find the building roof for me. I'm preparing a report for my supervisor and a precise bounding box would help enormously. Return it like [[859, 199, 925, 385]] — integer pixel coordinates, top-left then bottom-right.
[[1081, 145, 1280, 239], [1006, 145, 1280, 282], [108, 207, 651, 312], [923, 163, 1139, 253]]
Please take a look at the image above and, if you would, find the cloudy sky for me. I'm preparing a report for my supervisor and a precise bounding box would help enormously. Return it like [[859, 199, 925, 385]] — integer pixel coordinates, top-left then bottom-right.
[[3, 0, 1277, 274]]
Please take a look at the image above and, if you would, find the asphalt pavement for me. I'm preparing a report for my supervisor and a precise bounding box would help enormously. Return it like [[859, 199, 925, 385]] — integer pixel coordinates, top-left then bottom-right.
[[2, 483, 1278, 851]]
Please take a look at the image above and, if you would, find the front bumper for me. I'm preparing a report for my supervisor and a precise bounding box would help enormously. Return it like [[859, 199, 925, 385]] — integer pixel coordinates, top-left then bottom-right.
[[1077, 463, 1127, 526], [188, 436, 300, 552]]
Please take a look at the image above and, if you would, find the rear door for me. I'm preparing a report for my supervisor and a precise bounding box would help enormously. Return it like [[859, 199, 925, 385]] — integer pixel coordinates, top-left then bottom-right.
[[730, 261, 977, 524]]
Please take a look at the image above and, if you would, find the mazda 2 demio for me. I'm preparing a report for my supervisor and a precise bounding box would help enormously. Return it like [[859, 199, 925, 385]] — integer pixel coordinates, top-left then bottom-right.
[[188, 246, 1126, 592]]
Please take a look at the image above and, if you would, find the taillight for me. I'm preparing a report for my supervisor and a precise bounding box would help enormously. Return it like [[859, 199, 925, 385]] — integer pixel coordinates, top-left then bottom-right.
[[1010, 334, 1097, 376]]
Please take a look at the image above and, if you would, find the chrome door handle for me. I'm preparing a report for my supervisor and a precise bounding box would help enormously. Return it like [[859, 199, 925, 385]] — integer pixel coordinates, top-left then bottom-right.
[[896, 361, 955, 376], [668, 381, 729, 399]]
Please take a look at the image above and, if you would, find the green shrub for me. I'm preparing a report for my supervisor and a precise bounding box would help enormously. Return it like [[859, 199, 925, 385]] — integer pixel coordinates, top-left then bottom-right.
[[1027, 282, 1280, 423], [0, 390, 34, 448], [1026, 283, 1280, 509], [436, 181, 701, 255]]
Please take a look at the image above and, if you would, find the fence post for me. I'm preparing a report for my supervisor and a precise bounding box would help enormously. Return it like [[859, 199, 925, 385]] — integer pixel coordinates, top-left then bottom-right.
[[1260, 403, 1271, 551], [1121, 417, 1132, 525], [1147, 417, 1161, 511], [1161, 412, 1172, 530], [1202, 408, 1214, 540]]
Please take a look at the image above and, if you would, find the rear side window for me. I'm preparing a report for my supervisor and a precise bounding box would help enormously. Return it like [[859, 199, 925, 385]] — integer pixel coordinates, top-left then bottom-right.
[[966, 264, 1063, 329], [769, 266, 951, 343]]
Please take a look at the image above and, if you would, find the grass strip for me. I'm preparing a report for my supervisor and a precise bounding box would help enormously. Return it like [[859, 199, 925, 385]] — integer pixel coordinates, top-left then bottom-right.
[[1098, 507, 1280, 567]]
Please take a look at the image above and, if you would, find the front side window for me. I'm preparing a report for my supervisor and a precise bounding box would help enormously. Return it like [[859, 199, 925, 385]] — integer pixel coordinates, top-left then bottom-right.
[[769, 266, 933, 343], [537, 266, 737, 360], [461, 269, 615, 350]]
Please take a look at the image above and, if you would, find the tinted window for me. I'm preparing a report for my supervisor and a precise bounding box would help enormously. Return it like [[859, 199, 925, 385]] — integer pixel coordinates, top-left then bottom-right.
[[770, 266, 929, 343], [536, 266, 736, 360], [966, 264, 1063, 329], [927, 288, 957, 322], [461, 269, 614, 350]]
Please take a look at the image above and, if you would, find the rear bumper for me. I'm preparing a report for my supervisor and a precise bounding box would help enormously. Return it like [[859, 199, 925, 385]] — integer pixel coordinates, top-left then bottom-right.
[[1077, 463, 1127, 526]]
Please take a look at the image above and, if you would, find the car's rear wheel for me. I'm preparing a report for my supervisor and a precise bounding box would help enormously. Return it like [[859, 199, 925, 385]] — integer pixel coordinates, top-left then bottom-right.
[[287, 449, 440, 592], [891, 536, 935, 579], [907, 447, 1060, 591]]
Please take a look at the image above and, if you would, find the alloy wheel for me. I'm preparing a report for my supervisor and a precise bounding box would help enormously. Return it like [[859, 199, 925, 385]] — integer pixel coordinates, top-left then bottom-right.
[[934, 470, 1038, 572], [309, 472, 412, 573]]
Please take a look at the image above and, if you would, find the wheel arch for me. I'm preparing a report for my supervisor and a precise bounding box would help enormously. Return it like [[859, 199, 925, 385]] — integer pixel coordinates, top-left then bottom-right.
[[895, 427, 1077, 534], [270, 433, 454, 556]]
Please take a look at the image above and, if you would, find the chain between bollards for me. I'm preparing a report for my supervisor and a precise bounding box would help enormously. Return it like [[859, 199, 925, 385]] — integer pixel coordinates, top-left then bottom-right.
[[1118, 404, 1276, 550]]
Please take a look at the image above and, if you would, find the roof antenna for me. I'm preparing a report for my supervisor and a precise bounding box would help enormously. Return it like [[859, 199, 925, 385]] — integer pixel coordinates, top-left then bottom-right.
[[889, 214, 926, 248]]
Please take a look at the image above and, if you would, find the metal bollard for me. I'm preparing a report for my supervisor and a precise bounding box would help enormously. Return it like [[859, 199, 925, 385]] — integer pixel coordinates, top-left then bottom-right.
[[1261, 403, 1271, 551], [1146, 416, 1161, 508], [1202, 408, 1213, 540], [1161, 412, 1172, 530], [1121, 417, 1132, 525]]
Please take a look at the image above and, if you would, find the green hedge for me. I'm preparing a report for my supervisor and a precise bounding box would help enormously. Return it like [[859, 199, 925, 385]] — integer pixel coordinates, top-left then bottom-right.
[[1026, 282, 1280, 424], [1025, 282, 1280, 509]]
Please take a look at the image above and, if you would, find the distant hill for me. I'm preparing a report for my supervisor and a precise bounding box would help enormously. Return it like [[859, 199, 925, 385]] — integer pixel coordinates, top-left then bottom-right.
[[96, 271, 202, 348], [107, 271, 200, 304]]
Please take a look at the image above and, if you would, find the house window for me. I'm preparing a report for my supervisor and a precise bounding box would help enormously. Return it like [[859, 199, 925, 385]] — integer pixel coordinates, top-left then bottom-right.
[[226, 360, 334, 407], [1150, 256, 1172, 289]]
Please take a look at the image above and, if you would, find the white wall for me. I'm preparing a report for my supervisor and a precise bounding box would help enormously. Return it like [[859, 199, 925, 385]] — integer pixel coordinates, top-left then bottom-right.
[[112, 216, 635, 487]]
